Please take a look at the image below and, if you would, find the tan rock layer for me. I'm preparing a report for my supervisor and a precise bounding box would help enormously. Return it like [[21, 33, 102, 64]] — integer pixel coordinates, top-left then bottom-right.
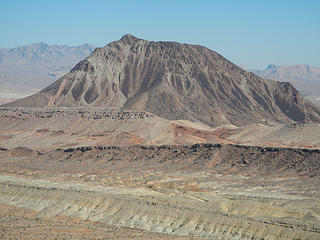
[[1, 176, 319, 240]]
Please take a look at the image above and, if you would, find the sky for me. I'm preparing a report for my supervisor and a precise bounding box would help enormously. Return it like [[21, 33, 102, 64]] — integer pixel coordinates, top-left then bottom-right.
[[0, 0, 319, 69]]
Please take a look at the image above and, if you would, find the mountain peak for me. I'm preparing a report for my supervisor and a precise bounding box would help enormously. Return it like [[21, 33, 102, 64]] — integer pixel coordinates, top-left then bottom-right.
[[120, 34, 140, 44]]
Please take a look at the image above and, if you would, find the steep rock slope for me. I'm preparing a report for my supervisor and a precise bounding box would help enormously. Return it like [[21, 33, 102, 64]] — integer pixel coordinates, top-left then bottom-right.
[[5, 35, 320, 126]]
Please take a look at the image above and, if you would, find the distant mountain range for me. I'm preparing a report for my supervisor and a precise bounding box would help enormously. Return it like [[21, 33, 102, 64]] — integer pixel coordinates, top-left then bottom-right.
[[252, 64, 320, 106], [0, 42, 95, 103]]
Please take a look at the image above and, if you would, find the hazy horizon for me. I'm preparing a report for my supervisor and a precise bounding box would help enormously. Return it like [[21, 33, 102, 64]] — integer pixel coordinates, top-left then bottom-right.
[[1, 0, 319, 69]]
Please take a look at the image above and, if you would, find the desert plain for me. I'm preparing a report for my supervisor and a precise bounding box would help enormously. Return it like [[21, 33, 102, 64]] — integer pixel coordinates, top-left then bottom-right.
[[1, 35, 320, 240]]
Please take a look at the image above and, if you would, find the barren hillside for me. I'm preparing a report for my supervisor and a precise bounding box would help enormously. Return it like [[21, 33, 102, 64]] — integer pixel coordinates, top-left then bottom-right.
[[5, 35, 320, 126]]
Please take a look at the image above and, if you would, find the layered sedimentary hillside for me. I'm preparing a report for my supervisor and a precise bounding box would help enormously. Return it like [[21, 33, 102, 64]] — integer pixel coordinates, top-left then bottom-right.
[[1, 144, 320, 240], [5, 35, 320, 126]]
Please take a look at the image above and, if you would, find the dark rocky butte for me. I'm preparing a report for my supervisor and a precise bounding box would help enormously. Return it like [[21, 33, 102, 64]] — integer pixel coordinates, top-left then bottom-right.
[[4, 34, 320, 127]]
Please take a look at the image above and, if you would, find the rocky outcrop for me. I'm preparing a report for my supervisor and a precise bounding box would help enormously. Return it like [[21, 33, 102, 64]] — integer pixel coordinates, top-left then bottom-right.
[[0, 107, 154, 120], [2, 143, 320, 177]]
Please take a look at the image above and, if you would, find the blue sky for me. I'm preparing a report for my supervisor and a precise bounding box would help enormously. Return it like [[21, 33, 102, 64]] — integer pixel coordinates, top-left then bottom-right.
[[0, 0, 319, 69]]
